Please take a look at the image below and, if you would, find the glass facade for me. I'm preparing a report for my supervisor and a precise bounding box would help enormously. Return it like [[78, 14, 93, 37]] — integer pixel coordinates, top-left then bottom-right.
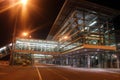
[[46, 0, 119, 68], [15, 38, 60, 52], [12, 10, 119, 67], [54, 10, 115, 52], [13, 38, 60, 65]]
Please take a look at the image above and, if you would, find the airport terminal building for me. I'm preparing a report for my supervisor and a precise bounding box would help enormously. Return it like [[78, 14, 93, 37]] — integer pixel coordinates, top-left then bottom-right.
[[1, 0, 120, 68], [46, 0, 120, 68]]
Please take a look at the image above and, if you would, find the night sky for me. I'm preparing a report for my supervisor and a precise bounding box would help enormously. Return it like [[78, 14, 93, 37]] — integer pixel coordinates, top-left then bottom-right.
[[0, 0, 120, 47]]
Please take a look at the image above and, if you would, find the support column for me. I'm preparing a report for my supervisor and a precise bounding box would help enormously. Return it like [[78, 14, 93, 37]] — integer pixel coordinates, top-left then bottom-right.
[[97, 53, 103, 68], [104, 53, 107, 68], [31, 54, 34, 65], [87, 55, 90, 68], [66, 57, 69, 65], [116, 54, 120, 68], [70, 55, 73, 66], [110, 54, 113, 68]]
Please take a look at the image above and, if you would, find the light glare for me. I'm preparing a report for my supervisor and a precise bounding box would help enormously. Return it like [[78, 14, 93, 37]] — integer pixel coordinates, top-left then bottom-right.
[[64, 36, 68, 39], [21, 0, 27, 5], [89, 21, 97, 26], [22, 32, 28, 37]]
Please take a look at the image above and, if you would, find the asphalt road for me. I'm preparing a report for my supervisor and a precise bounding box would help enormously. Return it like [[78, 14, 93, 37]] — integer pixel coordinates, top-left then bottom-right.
[[0, 64, 120, 80]]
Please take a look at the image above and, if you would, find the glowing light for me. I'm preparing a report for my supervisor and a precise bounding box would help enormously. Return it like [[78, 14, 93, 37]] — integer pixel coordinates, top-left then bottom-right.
[[63, 36, 68, 40], [89, 21, 97, 26], [22, 32, 28, 37], [9, 43, 12, 46], [20, 0, 28, 5], [0, 2, 20, 13], [112, 54, 117, 58], [29, 35, 32, 38]]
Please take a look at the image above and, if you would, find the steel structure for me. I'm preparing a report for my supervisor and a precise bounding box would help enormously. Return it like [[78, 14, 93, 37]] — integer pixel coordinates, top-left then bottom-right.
[[46, 0, 120, 68]]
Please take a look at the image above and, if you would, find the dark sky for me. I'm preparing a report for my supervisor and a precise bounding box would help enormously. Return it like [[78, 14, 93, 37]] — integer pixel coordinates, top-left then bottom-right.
[[0, 0, 120, 47]]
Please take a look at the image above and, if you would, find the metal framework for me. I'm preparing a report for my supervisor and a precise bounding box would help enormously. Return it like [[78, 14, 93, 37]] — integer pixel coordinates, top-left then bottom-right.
[[46, 0, 120, 68]]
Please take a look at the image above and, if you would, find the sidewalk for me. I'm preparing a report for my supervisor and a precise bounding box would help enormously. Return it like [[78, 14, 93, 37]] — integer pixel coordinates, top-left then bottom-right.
[[105, 68, 120, 73], [0, 61, 9, 66], [56, 65, 120, 74]]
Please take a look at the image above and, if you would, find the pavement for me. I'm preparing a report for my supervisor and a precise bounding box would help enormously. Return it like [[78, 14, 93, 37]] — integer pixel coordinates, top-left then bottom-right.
[[0, 61, 9, 66], [0, 64, 120, 80], [55, 65, 120, 74]]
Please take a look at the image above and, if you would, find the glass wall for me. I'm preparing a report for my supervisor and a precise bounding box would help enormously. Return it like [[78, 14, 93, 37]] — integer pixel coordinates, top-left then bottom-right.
[[15, 38, 60, 52], [54, 10, 115, 52], [13, 38, 61, 65]]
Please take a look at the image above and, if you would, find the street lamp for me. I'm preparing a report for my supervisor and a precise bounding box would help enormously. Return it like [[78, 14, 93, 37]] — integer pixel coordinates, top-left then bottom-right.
[[63, 36, 68, 40], [22, 32, 28, 37], [20, 0, 28, 5], [10, 0, 28, 65]]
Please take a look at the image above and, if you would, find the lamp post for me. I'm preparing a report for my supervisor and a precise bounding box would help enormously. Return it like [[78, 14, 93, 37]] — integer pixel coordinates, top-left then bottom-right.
[[9, 7, 19, 65], [9, 0, 28, 65], [22, 32, 29, 37]]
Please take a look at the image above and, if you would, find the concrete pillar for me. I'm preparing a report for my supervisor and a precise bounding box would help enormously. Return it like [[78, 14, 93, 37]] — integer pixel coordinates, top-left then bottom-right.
[[87, 55, 90, 68], [98, 54, 102, 68], [116, 54, 120, 68], [97, 54, 100, 68], [104, 53, 107, 68], [31, 54, 34, 65], [66, 57, 69, 65], [70, 56, 73, 66], [84, 55, 87, 67], [60, 56, 63, 65], [110, 54, 113, 68]]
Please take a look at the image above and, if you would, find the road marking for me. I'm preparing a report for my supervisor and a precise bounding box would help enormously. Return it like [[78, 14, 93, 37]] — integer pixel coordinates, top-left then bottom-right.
[[46, 68, 69, 80], [35, 66, 43, 80]]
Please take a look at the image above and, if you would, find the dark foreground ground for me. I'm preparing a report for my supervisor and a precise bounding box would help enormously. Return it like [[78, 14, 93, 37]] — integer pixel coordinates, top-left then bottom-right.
[[0, 64, 120, 80]]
